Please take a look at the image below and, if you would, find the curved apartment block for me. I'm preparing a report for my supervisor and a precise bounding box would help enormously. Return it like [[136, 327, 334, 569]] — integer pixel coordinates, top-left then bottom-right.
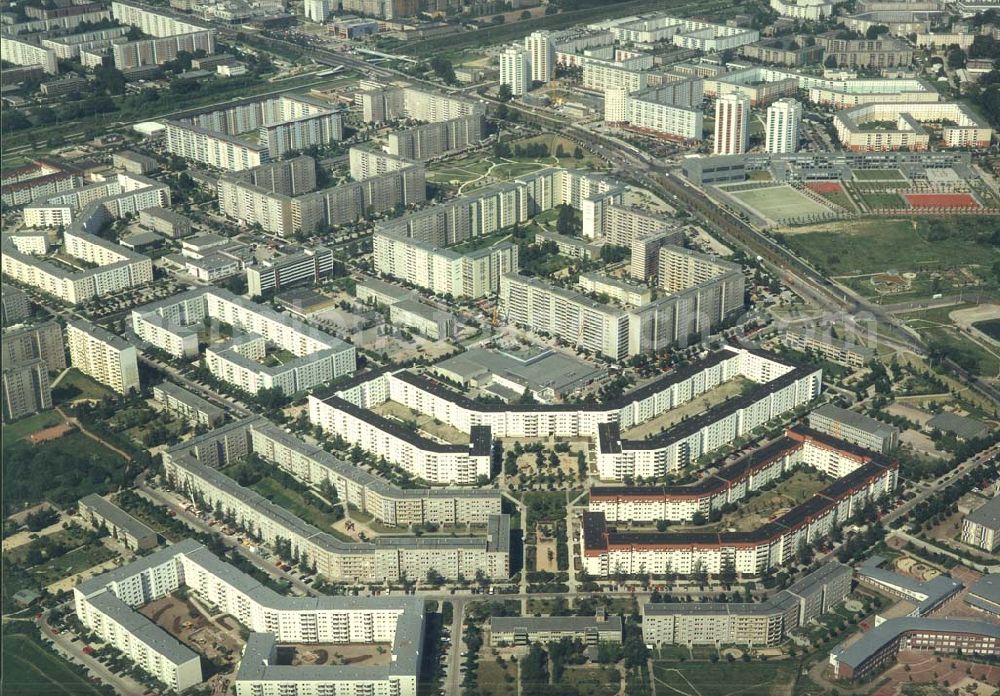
[[74, 539, 427, 695], [162, 420, 510, 583], [834, 102, 993, 152], [581, 430, 898, 577]]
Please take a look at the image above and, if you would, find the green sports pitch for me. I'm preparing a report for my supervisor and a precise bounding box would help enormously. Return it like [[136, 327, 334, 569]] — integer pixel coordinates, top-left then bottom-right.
[[729, 185, 833, 222]]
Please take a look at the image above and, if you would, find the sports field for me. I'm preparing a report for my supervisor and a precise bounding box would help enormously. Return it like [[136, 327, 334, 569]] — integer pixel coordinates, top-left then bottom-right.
[[729, 185, 832, 222], [651, 660, 798, 696], [904, 193, 980, 209], [853, 169, 906, 181]]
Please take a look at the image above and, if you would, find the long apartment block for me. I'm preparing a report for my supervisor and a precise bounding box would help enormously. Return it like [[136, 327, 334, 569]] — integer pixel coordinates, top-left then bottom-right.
[[386, 113, 486, 160], [501, 253, 745, 361], [111, 30, 215, 70], [74, 539, 428, 695], [604, 80, 705, 141], [591, 427, 891, 522], [130, 287, 355, 395], [162, 423, 511, 582], [643, 561, 853, 647], [165, 95, 344, 171], [218, 152, 425, 236], [581, 434, 898, 577], [320, 347, 813, 475], [1, 159, 84, 208], [309, 394, 493, 485], [359, 84, 485, 125], [245, 416, 502, 526]]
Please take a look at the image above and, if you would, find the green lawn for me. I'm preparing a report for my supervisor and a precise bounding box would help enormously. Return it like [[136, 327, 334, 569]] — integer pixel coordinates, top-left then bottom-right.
[[651, 660, 799, 696], [975, 319, 1000, 341], [812, 188, 856, 211], [1, 632, 106, 695], [730, 186, 832, 221], [858, 191, 907, 209], [1, 410, 65, 442], [564, 666, 621, 696], [53, 369, 115, 403], [777, 218, 1000, 277], [250, 476, 342, 531], [853, 169, 906, 181], [29, 542, 117, 586], [477, 660, 518, 696]]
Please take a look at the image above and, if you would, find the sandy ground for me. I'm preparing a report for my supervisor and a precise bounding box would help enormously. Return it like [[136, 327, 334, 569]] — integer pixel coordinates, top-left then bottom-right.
[[45, 557, 121, 594], [624, 378, 750, 439], [375, 401, 469, 444], [535, 533, 559, 573], [884, 402, 934, 427], [3, 511, 72, 552]]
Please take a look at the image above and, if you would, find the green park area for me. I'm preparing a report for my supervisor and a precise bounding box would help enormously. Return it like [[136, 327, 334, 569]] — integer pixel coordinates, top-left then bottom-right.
[[651, 659, 799, 696], [900, 305, 1000, 378], [1, 410, 65, 443], [1, 629, 107, 696], [53, 368, 116, 403], [775, 218, 1000, 280], [2, 430, 128, 514], [857, 191, 907, 209], [853, 169, 907, 181]]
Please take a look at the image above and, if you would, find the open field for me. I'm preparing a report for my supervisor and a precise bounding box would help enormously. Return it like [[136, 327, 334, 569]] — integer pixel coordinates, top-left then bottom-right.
[[853, 169, 906, 181], [651, 660, 798, 696], [374, 400, 469, 444], [564, 666, 621, 696], [2, 410, 66, 443], [477, 659, 518, 696], [729, 185, 832, 221], [54, 369, 116, 403], [858, 191, 907, 209], [901, 306, 1000, 378], [1, 632, 106, 696], [776, 218, 1000, 278]]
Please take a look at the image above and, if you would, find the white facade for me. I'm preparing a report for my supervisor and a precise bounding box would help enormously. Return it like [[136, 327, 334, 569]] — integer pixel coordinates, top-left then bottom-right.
[[765, 98, 802, 154], [525, 31, 555, 83], [500, 47, 532, 96], [67, 320, 140, 395], [714, 94, 750, 155]]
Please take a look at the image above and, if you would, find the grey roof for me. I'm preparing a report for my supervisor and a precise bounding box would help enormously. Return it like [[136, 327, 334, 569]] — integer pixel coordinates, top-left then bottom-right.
[[965, 575, 1000, 614], [856, 566, 963, 615], [432, 347, 605, 396], [927, 412, 990, 440], [810, 404, 898, 438], [76, 539, 204, 597], [490, 615, 623, 634], [183, 233, 228, 249], [832, 618, 1000, 670], [153, 381, 224, 421], [68, 319, 132, 351], [966, 495, 1000, 530], [79, 494, 156, 542], [87, 592, 199, 665], [356, 277, 413, 300], [140, 206, 190, 226], [785, 560, 852, 599], [120, 230, 163, 247], [391, 298, 445, 323]]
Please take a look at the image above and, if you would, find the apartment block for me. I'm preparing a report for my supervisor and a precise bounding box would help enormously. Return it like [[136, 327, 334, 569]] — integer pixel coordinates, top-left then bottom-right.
[[112, 31, 215, 70], [152, 381, 225, 428], [67, 320, 140, 395], [490, 612, 623, 646], [500, 46, 531, 96], [131, 287, 355, 395], [2, 359, 52, 421], [0, 37, 59, 74], [2, 320, 66, 372], [1, 287, 31, 326], [834, 102, 992, 152], [605, 80, 704, 141], [78, 494, 158, 551], [386, 114, 485, 160], [961, 496, 1000, 553], [815, 33, 914, 68], [781, 330, 874, 367], [247, 246, 335, 297], [1, 159, 83, 208], [643, 562, 851, 646], [808, 404, 899, 454]]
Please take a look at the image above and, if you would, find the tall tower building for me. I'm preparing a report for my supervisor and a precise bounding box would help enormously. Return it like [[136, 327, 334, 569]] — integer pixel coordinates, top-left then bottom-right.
[[714, 94, 750, 155], [765, 98, 802, 154], [499, 46, 531, 96], [67, 320, 141, 395], [524, 31, 554, 84], [304, 0, 332, 22]]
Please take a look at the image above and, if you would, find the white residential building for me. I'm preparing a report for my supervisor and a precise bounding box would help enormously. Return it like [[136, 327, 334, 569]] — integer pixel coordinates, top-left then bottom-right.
[[500, 47, 532, 96], [67, 320, 140, 395], [714, 94, 750, 155], [765, 98, 802, 154], [525, 31, 555, 83]]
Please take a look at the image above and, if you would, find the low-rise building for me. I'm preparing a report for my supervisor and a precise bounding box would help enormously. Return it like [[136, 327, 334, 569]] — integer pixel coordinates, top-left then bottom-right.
[[139, 207, 192, 239], [246, 246, 335, 298], [808, 404, 899, 454], [781, 330, 874, 367], [961, 496, 1000, 553], [388, 299, 454, 340], [78, 494, 158, 551], [112, 150, 160, 175], [152, 381, 225, 427], [964, 575, 1000, 617], [490, 612, 623, 646]]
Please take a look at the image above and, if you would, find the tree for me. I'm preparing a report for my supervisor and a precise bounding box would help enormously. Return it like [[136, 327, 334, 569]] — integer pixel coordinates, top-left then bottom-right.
[[824, 55, 837, 69], [428, 56, 457, 85], [520, 9, 531, 19], [947, 47, 967, 69], [498, 83, 513, 102], [865, 24, 889, 40], [573, 146, 583, 159], [556, 204, 578, 236]]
